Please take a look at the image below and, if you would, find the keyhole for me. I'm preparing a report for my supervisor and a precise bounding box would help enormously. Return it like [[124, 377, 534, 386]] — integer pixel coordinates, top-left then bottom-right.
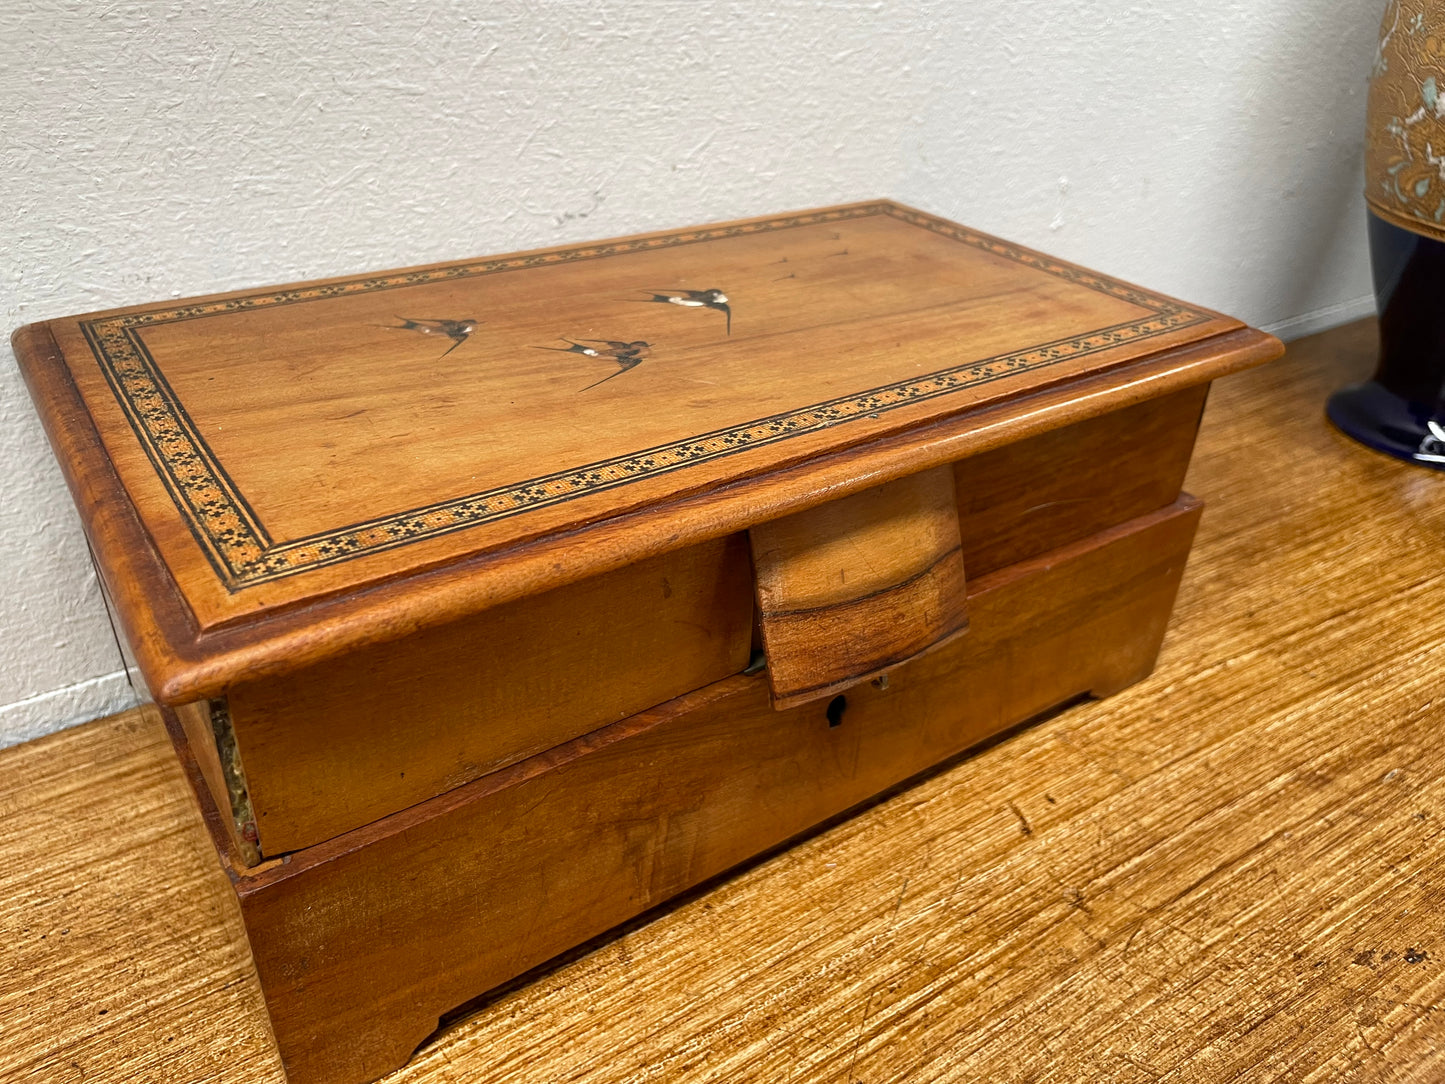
[[826, 695, 847, 728]]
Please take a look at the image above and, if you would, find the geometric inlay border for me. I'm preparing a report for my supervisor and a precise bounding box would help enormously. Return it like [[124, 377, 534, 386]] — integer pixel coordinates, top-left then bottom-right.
[[79, 203, 1212, 591]]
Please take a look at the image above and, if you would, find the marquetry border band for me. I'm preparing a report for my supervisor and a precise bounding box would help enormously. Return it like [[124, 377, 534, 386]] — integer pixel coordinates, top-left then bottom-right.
[[79, 203, 1213, 590]]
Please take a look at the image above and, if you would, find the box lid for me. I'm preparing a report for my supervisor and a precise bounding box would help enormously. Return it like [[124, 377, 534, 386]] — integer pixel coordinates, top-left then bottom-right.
[[14, 200, 1279, 702]]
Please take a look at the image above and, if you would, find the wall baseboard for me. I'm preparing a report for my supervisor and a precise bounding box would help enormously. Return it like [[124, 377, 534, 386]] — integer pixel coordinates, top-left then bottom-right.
[[1262, 295, 1376, 343], [0, 671, 140, 751]]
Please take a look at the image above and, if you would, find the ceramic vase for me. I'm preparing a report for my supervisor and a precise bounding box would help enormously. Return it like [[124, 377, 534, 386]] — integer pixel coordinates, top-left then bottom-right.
[[1328, 0, 1445, 467]]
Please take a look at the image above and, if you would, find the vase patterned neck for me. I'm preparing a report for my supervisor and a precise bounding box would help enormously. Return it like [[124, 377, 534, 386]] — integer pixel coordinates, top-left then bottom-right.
[[1367, 0, 1445, 242]]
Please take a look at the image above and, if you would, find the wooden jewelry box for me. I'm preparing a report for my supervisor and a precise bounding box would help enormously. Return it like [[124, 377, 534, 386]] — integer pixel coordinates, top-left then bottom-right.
[[13, 201, 1280, 1084]]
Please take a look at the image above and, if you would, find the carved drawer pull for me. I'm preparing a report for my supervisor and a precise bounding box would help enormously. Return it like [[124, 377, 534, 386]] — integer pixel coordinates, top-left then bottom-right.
[[749, 465, 969, 709]]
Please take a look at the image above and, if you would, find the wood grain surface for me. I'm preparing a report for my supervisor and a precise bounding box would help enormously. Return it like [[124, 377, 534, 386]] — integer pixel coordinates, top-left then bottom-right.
[[11, 202, 1278, 706], [225, 535, 754, 858], [953, 383, 1208, 577], [3, 318, 1441, 1082]]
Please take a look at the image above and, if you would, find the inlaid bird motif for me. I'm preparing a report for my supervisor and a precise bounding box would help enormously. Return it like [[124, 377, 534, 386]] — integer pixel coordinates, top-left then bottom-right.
[[634, 288, 731, 334], [534, 338, 651, 391], [380, 317, 480, 358]]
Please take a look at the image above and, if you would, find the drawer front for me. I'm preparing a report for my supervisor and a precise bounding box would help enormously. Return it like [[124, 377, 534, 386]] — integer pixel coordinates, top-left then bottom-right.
[[218, 535, 754, 857], [200, 496, 1201, 1084], [176, 385, 1208, 864], [955, 383, 1207, 576]]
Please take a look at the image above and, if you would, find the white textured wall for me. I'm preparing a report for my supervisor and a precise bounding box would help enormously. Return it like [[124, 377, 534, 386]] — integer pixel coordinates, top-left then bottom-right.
[[0, 0, 1380, 747]]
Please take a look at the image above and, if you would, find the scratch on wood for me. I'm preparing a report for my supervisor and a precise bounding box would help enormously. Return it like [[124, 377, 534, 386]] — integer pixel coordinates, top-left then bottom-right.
[[1055, 732, 1135, 784], [1160, 918, 1204, 948], [845, 983, 883, 1084], [890, 877, 910, 923], [1121, 919, 1144, 956], [1117, 1053, 1164, 1079], [1006, 800, 1033, 836], [1356, 1022, 1382, 1059], [941, 867, 966, 909], [1066, 887, 1093, 917]]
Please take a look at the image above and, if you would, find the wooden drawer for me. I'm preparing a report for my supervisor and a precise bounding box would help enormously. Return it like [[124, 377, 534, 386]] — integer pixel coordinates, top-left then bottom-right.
[[168, 495, 1203, 1084], [181, 536, 753, 858], [176, 382, 1208, 861]]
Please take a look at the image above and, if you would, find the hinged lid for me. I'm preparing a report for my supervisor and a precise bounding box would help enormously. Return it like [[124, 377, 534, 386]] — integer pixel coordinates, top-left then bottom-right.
[[14, 200, 1278, 702]]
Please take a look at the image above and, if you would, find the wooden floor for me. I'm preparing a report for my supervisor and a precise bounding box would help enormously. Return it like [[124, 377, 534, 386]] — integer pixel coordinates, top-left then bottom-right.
[[4, 317, 1445, 1083]]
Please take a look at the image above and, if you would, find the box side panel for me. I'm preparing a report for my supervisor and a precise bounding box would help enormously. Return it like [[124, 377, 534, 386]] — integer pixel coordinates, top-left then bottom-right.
[[227, 534, 754, 856], [954, 383, 1208, 577], [233, 497, 1201, 1084], [172, 700, 260, 867]]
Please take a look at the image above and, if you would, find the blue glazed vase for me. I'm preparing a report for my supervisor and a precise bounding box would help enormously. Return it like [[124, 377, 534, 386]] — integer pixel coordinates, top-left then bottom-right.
[[1327, 0, 1445, 468]]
